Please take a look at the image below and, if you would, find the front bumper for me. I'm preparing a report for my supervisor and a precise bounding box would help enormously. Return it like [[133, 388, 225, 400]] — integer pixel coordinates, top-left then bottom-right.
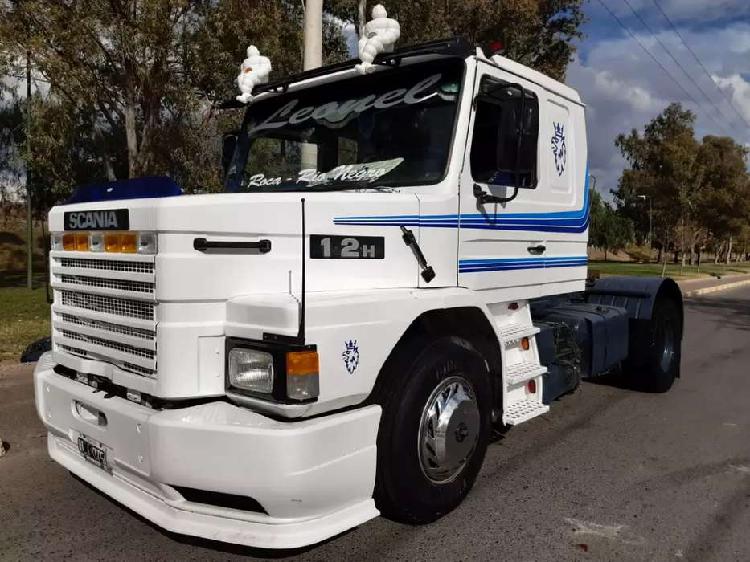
[[34, 355, 381, 549]]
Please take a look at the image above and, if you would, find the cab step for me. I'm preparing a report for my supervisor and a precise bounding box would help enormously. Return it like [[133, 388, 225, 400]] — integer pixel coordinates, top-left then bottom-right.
[[502, 398, 549, 426], [505, 362, 547, 387], [497, 323, 540, 345]]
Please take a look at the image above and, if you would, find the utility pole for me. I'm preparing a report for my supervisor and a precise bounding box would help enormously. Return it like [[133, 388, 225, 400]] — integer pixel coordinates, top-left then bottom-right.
[[302, 0, 323, 71], [301, 0, 323, 170], [358, 0, 367, 37], [26, 49, 33, 290]]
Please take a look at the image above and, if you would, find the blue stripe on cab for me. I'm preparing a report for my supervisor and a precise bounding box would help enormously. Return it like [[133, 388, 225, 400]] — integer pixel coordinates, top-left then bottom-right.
[[333, 167, 591, 234], [458, 256, 588, 273]]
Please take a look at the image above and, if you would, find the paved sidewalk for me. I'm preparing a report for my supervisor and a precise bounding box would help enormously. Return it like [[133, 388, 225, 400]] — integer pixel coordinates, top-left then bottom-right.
[[677, 273, 750, 297]]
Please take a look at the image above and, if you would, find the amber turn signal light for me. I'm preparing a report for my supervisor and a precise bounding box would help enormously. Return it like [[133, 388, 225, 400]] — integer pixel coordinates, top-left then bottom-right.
[[62, 233, 89, 251], [286, 350, 319, 401], [104, 232, 138, 254], [286, 351, 319, 376]]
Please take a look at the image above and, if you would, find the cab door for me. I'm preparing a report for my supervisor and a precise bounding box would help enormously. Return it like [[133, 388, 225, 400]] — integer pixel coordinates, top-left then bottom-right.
[[458, 61, 548, 297]]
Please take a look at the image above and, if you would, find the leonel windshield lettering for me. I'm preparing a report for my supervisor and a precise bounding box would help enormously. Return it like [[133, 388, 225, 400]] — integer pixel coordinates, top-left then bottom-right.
[[248, 74, 441, 135], [226, 60, 463, 192]]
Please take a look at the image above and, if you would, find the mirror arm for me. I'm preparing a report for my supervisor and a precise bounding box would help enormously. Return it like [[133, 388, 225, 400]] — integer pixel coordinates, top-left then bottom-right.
[[473, 183, 519, 204]]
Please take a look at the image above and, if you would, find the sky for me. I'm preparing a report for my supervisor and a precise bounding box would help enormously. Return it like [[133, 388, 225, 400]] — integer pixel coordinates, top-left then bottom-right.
[[567, 0, 750, 197]]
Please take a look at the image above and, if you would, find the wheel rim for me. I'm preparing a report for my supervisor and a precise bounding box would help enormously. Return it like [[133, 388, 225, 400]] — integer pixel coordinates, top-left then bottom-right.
[[658, 319, 675, 372], [418, 376, 480, 484]]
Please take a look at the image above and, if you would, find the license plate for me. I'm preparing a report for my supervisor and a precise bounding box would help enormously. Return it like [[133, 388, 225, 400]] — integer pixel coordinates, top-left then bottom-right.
[[77, 435, 110, 472]]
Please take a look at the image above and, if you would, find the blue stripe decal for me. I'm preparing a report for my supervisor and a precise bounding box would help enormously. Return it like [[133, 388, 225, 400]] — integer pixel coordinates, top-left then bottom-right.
[[334, 167, 590, 233], [458, 256, 588, 273]]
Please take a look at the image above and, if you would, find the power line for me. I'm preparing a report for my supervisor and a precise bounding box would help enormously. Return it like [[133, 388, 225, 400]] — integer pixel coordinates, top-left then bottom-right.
[[621, 0, 744, 137], [595, 0, 734, 137], [651, 0, 750, 129]]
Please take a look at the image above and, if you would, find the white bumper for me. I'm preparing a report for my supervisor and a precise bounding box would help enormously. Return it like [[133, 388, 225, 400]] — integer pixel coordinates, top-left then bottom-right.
[[34, 356, 381, 549]]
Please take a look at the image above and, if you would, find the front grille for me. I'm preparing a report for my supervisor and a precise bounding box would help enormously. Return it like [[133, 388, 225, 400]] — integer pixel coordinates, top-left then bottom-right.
[[60, 290, 154, 321], [56, 257, 154, 274], [60, 274, 154, 294], [53, 254, 158, 379]]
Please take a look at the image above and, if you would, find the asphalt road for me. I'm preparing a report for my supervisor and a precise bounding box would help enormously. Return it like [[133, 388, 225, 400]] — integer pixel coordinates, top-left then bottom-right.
[[2, 287, 750, 561]]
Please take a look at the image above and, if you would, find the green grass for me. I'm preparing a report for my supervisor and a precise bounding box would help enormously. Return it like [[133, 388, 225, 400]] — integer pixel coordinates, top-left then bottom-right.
[[0, 287, 50, 361], [589, 261, 750, 279]]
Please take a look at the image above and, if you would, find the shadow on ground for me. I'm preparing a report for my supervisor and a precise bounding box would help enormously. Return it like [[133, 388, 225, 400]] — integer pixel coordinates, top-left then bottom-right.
[[684, 295, 750, 332]]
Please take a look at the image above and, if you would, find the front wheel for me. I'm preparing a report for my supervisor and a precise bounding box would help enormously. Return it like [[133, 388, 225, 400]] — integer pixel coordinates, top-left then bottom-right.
[[371, 336, 493, 523]]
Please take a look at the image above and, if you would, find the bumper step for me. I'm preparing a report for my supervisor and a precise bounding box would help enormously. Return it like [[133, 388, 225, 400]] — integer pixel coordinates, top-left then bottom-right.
[[497, 323, 540, 345], [505, 362, 547, 387], [502, 398, 549, 426]]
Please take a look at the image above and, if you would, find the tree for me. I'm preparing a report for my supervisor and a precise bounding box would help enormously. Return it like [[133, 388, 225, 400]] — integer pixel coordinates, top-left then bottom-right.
[[0, 102, 25, 217], [588, 188, 634, 261], [693, 136, 750, 264], [0, 0, 348, 204], [613, 103, 702, 265], [327, 0, 585, 80]]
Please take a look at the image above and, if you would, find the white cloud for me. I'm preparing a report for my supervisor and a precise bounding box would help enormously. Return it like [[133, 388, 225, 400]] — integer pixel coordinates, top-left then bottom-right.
[[713, 73, 750, 122], [567, 20, 750, 196]]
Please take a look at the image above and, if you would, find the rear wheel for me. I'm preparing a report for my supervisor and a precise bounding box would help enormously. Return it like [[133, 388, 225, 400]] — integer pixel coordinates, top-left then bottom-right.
[[630, 298, 681, 392], [371, 336, 492, 523]]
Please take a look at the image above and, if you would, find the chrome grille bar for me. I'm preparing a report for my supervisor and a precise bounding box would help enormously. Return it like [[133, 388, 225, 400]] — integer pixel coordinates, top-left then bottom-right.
[[60, 290, 154, 321], [55, 257, 154, 274], [59, 274, 154, 294]]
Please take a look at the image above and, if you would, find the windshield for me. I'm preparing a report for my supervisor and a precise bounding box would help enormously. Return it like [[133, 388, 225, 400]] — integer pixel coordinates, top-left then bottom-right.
[[225, 59, 464, 192]]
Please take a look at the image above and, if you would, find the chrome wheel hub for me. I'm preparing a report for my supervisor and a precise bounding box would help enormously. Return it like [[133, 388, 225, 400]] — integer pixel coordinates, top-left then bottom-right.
[[418, 376, 480, 483], [659, 321, 675, 372]]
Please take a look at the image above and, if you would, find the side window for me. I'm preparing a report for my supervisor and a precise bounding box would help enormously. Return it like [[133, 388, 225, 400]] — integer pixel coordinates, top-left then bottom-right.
[[470, 78, 539, 188]]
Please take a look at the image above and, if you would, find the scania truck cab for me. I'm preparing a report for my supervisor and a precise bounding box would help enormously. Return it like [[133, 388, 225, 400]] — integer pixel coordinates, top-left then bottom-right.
[[34, 37, 683, 549]]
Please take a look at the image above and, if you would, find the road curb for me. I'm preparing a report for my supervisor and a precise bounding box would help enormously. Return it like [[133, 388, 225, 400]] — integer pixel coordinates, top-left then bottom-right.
[[681, 278, 750, 298]]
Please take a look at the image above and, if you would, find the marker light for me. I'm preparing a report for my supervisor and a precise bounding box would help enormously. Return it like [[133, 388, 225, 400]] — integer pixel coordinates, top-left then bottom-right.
[[54, 231, 157, 254], [286, 350, 319, 401], [137, 232, 158, 255], [51, 233, 64, 251], [89, 232, 104, 252], [521, 337, 530, 351], [527, 379, 537, 394]]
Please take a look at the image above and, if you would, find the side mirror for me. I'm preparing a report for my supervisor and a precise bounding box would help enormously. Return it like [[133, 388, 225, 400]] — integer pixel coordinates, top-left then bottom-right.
[[222, 132, 239, 177]]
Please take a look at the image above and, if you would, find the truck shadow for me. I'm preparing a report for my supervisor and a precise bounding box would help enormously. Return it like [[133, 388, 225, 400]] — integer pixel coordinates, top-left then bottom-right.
[[683, 296, 750, 332]]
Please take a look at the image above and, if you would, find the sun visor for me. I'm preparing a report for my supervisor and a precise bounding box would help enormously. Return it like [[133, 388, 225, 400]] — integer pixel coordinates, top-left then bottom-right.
[[67, 176, 183, 204]]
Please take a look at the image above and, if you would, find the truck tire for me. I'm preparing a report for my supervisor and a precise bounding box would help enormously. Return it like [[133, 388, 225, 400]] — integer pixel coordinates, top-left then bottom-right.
[[371, 335, 492, 524], [632, 297, 681, 393]]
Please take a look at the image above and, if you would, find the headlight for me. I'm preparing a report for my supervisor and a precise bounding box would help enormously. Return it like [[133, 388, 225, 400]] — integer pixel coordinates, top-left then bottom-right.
[[228, 348, 274, 394]]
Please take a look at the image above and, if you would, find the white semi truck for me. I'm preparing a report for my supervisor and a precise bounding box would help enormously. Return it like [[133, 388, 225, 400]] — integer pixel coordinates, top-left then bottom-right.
[[34, 37, 683, 549]]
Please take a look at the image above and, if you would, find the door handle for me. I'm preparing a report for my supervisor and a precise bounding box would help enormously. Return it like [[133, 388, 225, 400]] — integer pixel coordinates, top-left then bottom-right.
[[193, 238, 271, 254], [527, 244, 546, 255]]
